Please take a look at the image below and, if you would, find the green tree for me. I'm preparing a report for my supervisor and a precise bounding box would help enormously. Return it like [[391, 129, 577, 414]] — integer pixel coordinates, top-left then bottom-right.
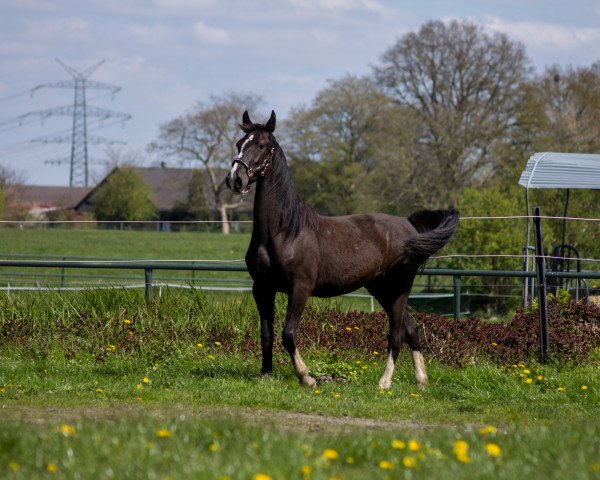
[[374, 19, 531, 208], [93, 167, 157, 222], [149, 91, 263, 234]]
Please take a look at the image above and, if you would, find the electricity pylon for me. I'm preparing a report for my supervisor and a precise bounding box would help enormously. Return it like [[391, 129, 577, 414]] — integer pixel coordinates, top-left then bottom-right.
[[21, 59, 131, 186]]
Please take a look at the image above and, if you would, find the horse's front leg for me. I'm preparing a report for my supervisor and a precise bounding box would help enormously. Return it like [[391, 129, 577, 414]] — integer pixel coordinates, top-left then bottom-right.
[[281, 285, 316, 388], [253, 283, 276, 375]]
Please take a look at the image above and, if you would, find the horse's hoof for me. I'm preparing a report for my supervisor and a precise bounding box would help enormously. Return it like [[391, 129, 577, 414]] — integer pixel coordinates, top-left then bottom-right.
[[301, 376, 318, 389], [378, 379, 392, 390]]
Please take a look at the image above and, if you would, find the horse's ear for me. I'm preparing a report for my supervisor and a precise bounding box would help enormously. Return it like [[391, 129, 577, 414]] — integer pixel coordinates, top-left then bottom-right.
[[265, 110, 276, 133], [242, 110, 251, 124]]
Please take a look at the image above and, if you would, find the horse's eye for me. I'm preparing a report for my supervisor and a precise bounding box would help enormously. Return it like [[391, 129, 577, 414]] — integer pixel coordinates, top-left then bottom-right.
[[257, 144, 265, 150]]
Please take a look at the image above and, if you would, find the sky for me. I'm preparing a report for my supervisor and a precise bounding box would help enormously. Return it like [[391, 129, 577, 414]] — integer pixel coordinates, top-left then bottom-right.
[[1, 0, 600, 187]]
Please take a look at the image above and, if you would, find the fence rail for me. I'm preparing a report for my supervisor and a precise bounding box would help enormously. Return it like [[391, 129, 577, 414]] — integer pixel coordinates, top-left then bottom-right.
[[1, 259, 598, 319]]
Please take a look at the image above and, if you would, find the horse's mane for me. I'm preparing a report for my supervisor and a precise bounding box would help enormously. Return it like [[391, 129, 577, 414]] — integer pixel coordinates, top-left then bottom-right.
[[261, 138, 316, 238]]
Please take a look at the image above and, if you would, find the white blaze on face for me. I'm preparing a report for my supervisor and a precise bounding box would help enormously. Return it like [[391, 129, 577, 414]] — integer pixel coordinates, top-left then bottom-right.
[[229, 134, 254, 178]]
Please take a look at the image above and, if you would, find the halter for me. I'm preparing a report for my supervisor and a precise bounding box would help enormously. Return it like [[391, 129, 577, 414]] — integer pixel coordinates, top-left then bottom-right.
[[227, 148, 274, 194]]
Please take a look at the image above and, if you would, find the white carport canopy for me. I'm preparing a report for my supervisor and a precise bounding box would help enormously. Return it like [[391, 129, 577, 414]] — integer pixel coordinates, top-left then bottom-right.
[[519, 152, 600, 190]]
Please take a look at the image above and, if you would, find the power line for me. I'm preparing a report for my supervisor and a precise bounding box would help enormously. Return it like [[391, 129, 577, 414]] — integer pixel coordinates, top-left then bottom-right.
[[15, 58, 131, 186]]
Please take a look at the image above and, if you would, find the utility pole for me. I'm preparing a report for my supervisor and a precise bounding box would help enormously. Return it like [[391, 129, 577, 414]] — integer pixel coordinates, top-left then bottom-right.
[[20, 59, 130, 187]]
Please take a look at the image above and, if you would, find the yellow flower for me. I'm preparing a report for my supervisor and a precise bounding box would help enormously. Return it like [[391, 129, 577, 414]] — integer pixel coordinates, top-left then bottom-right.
[[8, 462, 19, 471], [518, 363, 525, 368], [322, 448, 339, 460], [214, 341, 222, 346], [373, 351, 379, 355], [300, 465, 312, 478], [252, 474, 272, 480], [581, 385, 588, 390], [106, 345, 117, 352], [95, 387, 103, 393], [345, 456, 355, 464], [156, 428, 172, 438], [378, 460, 394, 470], [47, 463, 57, 473], [408, 439, 421, 451], [59, 423, 76, 437], [208, 442, 219, 452], [402, 456, 417, 468], [523, 369, 531, 374], [453, 440, 471, 463], [143, 377, 150, 384], [491, 342, 498, 346], [345, 327, 352, 331], [391, 439, 406, 450], [537, 375, 544, 380], [332, 392, 341, 398], [313, 389, 321, 395], [136, 384, 143, 390], [485, 442, 502, 458], [525, 378, 533, 384], [196, 343, 203, 348], [479, 425, 497, 435], [557, 387, 566, 392], [124, 319, 132, 324], [410, 393, 421, 397], [207, 355, 215, 360]]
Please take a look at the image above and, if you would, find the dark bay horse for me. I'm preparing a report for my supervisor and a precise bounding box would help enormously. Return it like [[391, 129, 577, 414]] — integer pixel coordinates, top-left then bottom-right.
[[226, 110, 459, 389]]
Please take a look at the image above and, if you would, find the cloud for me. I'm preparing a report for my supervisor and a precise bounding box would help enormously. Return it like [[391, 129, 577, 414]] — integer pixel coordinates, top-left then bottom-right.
[[290, 0, 384, 12], [127, 24, 178, 44], [25, 16, 91, 41], [192, 20, 231, 45], [483, 15, 600, 52]]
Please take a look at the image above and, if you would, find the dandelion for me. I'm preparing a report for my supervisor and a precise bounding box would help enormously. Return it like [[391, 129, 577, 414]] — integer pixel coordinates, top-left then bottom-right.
[[322, 448, 339, 460], [408, 439, 421, 451], [491, 342, 498, 346], [47, 463, 57, 473], [59, 423, 76, 437], [143, 377, 150, 384], [8, 462, 19, 471], [300, 465, 312, 478], [453, 440, 471, 463], [557, 387, 566, 392], [373, 351, 379, 355], [95, 388, 103, 393], [106, 345, 117, 352], [208, 442, 219, 452], [391, 439, 406, 450], [525, 378, 533, 384], [518, 363, 525, 368], [479, 425, 497, 436], [537, 375, 544, 381], [124, 319, 132, 324], [128, 330, 134, 335], [156, 429, 172, 438], [214, 341, 222, 346], [410, 393, 421, 397], [136, 384, 143, 390], [196, 343, 203, 348], [313, 389, 321, 395], [523, 369, 531, 374], [402, 456, 417, 468], [581, 385, 588, 390], [485, 442, 502, 458], [252, 474, 272, 480], [345, 327, 352, 331], [378, 460, 394, 470], [345, 457, 355, 464], [136, 396, 142, 401], [207, 355, 215, 360], [332, 392, 341, 398]]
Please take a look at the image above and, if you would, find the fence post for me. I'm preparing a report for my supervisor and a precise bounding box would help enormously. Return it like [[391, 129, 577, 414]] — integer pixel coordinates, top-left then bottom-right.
[[533, 207, 549, 363], [453, 275, 461, 320], [145, 268, 153, 302]]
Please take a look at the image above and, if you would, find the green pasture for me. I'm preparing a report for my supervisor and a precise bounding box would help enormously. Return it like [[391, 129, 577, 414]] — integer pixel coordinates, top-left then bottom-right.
[[0, 289, 599, 479]]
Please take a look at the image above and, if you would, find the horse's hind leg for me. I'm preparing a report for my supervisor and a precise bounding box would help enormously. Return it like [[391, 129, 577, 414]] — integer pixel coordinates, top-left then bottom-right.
[[377, 293, 408, 390], [404, 311, 429, 386]]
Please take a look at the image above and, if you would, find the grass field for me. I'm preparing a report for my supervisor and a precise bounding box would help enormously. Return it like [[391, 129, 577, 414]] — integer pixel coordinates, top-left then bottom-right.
[[0, 288, 599, 479]]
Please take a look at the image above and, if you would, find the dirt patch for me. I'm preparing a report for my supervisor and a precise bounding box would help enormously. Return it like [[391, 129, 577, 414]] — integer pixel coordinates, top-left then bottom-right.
[[2, 403, 440, 434]]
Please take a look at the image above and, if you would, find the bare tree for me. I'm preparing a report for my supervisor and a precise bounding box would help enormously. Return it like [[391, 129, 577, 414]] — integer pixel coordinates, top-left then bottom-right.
[[374, 20, 532, 208], [148, 92, 263, 234]]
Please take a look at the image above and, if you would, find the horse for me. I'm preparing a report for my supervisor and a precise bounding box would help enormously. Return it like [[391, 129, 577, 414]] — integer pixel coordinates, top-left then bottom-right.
[[226, 110, 459, 389]]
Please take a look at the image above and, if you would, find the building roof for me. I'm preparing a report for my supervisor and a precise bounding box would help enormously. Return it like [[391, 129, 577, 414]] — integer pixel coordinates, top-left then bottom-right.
[[518, 152, 600, 190], [10, 185, 92, 209]]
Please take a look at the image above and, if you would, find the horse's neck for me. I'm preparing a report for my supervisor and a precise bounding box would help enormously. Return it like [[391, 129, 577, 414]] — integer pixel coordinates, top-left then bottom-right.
[[251, 150, 305, 239]]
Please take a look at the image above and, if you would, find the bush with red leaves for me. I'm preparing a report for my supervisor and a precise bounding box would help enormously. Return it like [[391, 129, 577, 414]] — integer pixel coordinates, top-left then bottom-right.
[[299, 300, 600, 367]]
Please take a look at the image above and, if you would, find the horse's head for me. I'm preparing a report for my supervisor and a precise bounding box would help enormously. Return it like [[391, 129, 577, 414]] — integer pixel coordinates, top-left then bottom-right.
[[226, 110, 276, 195]]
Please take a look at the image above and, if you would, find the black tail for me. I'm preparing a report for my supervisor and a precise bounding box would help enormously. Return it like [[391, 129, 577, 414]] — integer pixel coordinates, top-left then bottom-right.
[[403, 209, 460, 265]]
